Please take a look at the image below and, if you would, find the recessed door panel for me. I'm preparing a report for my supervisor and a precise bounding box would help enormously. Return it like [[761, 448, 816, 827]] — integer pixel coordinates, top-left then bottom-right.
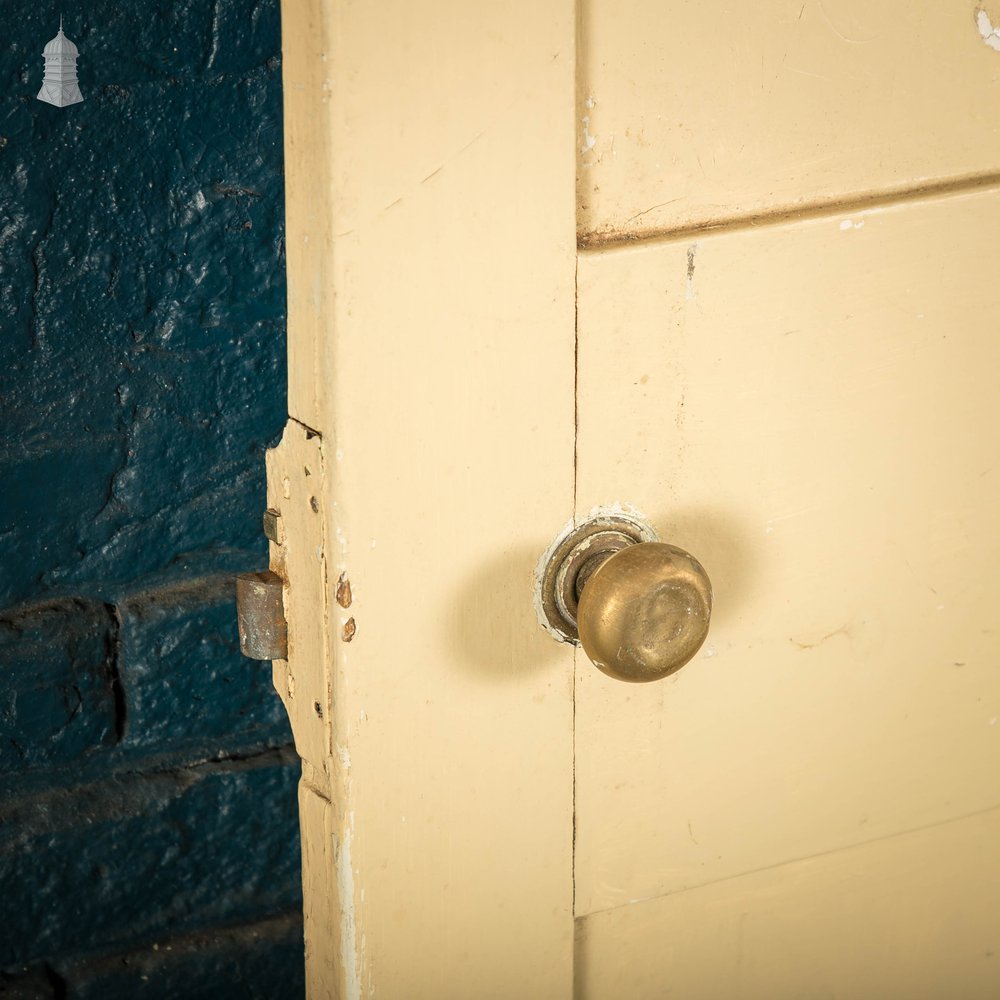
[[575, 188, 1000, 918], [578, 0, 1000, 241]]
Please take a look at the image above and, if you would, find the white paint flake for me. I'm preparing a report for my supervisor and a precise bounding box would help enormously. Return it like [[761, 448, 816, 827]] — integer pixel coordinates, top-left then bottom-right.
[[580, 115, 597, 155], [977, 9, 1000, 50], [839, 218, 864, 231]]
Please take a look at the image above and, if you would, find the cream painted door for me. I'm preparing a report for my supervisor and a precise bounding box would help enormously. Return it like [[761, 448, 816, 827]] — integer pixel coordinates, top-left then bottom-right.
[[271, 2, 1000, 997]]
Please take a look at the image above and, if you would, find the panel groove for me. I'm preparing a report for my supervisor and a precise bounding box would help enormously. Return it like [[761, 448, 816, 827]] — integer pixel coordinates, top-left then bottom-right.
[[579, 168, 1000, 253]]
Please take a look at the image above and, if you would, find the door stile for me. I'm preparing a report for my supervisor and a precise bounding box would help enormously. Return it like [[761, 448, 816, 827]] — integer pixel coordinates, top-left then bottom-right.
[[276, 2, 580, 996]]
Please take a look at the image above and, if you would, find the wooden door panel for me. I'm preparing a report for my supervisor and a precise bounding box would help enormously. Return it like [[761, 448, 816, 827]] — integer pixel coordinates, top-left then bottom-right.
[[578, 0, 1000, 243], [575, 805, 1000, 1000], [575, 187, 1000, 917]]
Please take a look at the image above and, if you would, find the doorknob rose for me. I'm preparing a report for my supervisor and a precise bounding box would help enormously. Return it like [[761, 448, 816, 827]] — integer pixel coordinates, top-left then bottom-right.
[[537, 513, 712, 682]]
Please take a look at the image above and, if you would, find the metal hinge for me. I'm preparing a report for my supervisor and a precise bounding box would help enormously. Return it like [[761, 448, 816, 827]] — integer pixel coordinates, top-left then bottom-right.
[[236, 510, 288, 660]]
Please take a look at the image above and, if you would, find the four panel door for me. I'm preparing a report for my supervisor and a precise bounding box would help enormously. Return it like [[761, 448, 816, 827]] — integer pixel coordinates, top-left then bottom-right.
[[275, 2, 1000, 995]]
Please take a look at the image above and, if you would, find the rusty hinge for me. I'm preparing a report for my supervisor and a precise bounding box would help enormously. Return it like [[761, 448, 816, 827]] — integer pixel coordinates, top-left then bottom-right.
[[237, 508, 288, 660]]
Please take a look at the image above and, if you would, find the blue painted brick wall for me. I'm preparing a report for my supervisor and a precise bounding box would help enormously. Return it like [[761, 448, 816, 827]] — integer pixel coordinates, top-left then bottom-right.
[[0, 2, 302, 995]]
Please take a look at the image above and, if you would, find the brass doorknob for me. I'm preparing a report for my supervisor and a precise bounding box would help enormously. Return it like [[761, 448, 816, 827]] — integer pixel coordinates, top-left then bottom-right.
[[578, 542, 712, 682], [536, 513, 713, 682]]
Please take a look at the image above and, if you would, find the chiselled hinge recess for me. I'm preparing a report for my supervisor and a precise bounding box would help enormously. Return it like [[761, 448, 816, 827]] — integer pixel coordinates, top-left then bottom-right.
[[236, 570, 288, 660]]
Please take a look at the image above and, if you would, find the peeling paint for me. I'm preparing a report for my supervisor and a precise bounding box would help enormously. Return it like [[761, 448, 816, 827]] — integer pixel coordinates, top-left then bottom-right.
[[977, 9, 1000, 51]]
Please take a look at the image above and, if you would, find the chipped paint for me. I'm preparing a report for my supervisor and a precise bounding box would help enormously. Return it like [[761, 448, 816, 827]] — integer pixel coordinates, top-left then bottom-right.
[[839, 218, 864, 230], [977, 8, 1000, 50], [686, 243, 699, 300], [580, 96, 599, 159], [337, 572, 353, 608], [337, 812, 361, 1000]]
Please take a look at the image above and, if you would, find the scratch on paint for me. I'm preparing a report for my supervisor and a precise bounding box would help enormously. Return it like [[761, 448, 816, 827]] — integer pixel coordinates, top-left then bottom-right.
[[623, 198, 681, 227], [790, 625, 850, 650]]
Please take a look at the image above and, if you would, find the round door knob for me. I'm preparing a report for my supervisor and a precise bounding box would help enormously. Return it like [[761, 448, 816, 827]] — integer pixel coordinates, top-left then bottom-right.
[[536, 512, 712, 682], [577, 542, 712, 682]]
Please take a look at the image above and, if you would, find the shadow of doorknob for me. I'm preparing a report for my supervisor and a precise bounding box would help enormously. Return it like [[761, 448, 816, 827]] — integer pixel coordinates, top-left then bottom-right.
[[536, 512, 712, 682]]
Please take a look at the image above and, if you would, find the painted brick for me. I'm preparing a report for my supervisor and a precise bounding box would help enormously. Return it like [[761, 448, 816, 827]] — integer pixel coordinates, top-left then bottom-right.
[[0, 912, 304, 1000], [0, 965, 56, 999], [0, 6, 287, 610], [0, 749, 302, 968], [61, 912, 304, 1000], [116, 575, 289, 751], [0, 599, 120, 771], [0, 0, 297, 988]]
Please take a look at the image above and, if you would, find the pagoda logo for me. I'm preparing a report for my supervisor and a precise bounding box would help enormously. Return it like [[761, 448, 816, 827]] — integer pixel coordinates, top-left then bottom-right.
[[37, 18, 84, 107]]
